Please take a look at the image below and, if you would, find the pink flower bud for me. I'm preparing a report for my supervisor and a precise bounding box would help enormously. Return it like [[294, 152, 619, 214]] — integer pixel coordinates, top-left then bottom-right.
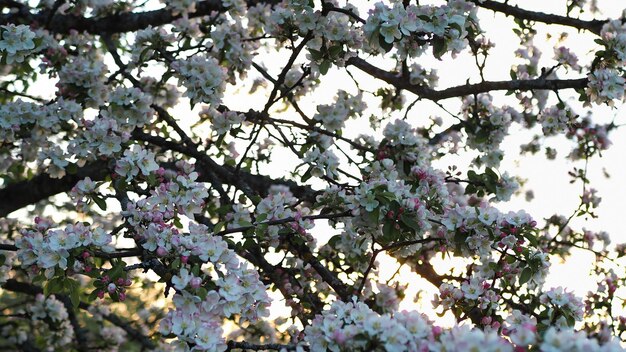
[[432, 326, 442, 335], [119, 292, 126, 301], [190, 277, 202, 289], [156, 247, 168, 257], [181, 255, 189, 264]]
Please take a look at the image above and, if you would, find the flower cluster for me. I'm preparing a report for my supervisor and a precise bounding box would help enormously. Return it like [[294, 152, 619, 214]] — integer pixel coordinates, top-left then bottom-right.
[[124, 162, 208, 227], [28, 294, 75, 349], [462, 95, 522, 168], [104, 87, 154, 131], [363, 0, 476, 58], [57, 55, 108, 107], [304, 299, 621, 352], [540, 327, 623, 351], [208, 15, 259, 80], [540, 105, 575, 136], [380, 119, 432, 166], [304, 300, 434, 352], [200, 107, 245, 135], [173, 55, 226, 106], [114, 145, 160, 181], [342, 159, 435, 246], [130, 26, 175, 65], [158, 236, 270, 350], [303, 147, 341, 180], [313, 90, 366, 132], [0, 293, 76, 350], [503, 309, 538, 346], [554, 46, 581, 71], [161, 0, 196, 16], [16, 218, 113, 273], [253, 185, 315, 246], [441, 205, 548, 286], [0, 240, 15, 284], [586, 68, 626, 105], [409, 64, 438, 87], [600, 19, 626, 65], [69, 177, 99, 212], [0, 98, 82, 159], [0, 24, 40, 64], [539, 287, 585, 328]]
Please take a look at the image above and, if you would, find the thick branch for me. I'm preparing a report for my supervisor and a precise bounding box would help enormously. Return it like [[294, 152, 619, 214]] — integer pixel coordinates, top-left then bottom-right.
[[0, 149, 316, 218], [1, 0, 279, 35], [0, 159, 110, 218], [226, 341, 304, 351], [347, 57, 588, 101], [470, 0, 606, 35]]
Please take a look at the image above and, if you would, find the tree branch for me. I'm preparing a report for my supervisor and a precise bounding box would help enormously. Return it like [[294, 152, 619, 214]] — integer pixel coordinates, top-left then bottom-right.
[[347, 57, 588, 101], [1, 0, 280, 35], [470, 0, 606, 35], [0, 159, 110, 218], [226, 340, 305, 351]]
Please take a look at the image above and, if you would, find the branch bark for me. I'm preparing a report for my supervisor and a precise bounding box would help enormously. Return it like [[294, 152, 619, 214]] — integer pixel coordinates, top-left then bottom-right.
[[0, 159, 110, 218], [1, 0, 279, 35], [347, 57, 588, 101], [470, 0, 606, 35]]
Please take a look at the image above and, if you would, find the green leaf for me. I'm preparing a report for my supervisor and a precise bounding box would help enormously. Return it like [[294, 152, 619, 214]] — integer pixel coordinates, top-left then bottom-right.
[[66, 163, 78, 175], [524, 232, 538, 247], [328, 45, 343, 57], [382, 221, 395, 243], [399, 214, 421, 231], [367, 207, 380, 223], [308, 49, 323, 61], [171, 258, 181, 269], [67, 279, 81, 309], [213, 222, 225, 233], [485, 168, 499, 183], [379, 36, 394, 53], [87, 290, 100, 302], [92, 195, 107, 211], [173, 217, 183, 229], [465, 184, 477, 195], [191, 265, 200, 277], [44, 277, 64, 296], [108, 260, 126, 281], [196, 287, 208, 299], [328, 235, 341, 248], [256, 213, 268, 223], [519, 267, 532, 285], [432, 37, 447, 59], [319, 60, 331, 75], [301, 166, 313, 182]]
